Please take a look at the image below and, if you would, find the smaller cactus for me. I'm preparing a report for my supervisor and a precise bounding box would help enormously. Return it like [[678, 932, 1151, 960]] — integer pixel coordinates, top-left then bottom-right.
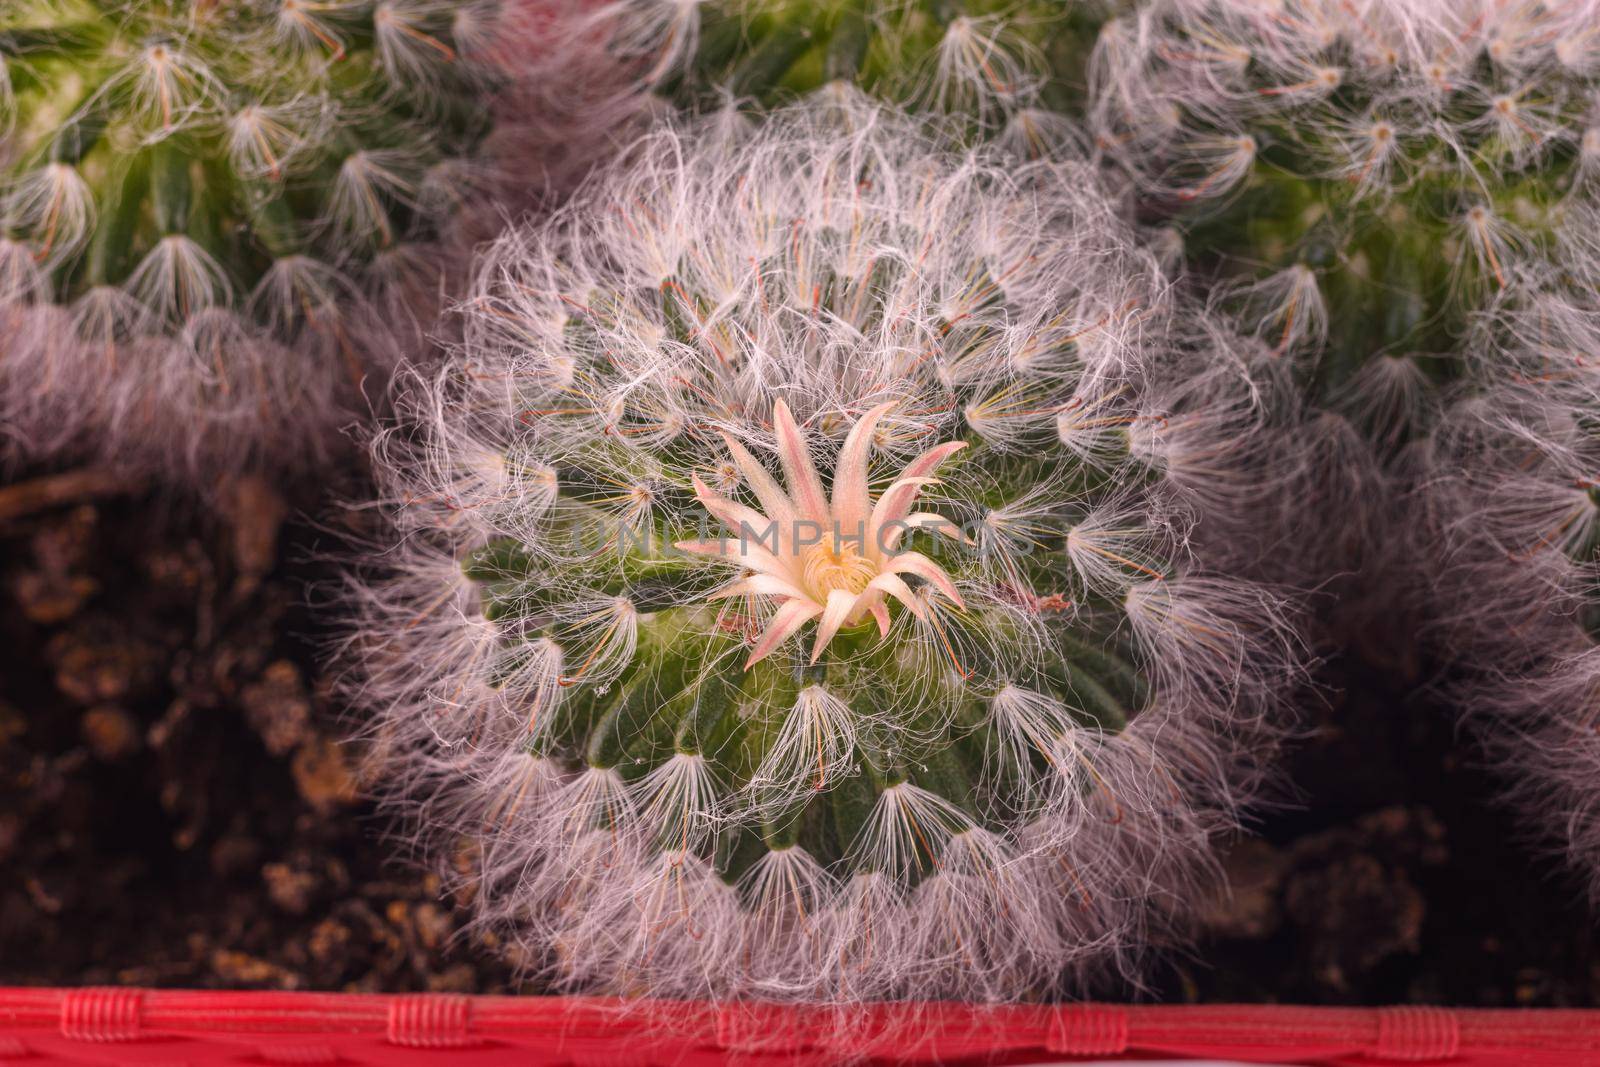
[[0, 0, 592, 477], [1471, 643, 1600, 903], [1430, 381, 1600, 901], [1089, 0, 1600, 425], [346, 98, 1305, 1004], [601, 0, 1107, 147], [1422, 220, 1600, 904]]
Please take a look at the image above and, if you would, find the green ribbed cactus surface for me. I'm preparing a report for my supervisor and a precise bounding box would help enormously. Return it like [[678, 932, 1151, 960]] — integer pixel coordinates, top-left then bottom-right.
[[647, 0, 1105, 140], [2, 0, 498, 313], [1089, 0, 1598, 416], [0, 0, 514, 472]]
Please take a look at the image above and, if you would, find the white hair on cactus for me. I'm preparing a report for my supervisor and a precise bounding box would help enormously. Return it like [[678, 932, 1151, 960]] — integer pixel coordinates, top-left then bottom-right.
[[631, 750, 723, 852], [1471, 641, 1600, 904], [71, 285, 153, 351], [125, 235, 234, 326], [248, 255, 353, 344], [120, 41, 222, 135], [0, 55, 13, 136], [328, 149, 422, 248], [373, 0, 463, 84], [1089, 0, 1600, 201], [1, 162, 95, 267], [1454, 202, 1525, 295], [983, 684, 1099, 815], [998, 106, 1085, 161], [915, 13, 1043, 120], [0, 236, 44, 304], [591, 0, 1070, 137], [591, 0, 706, 88], [272, 0, 351, 59], [1065, 501, 1176, 598], [341, 97, 1306, 1007], [1332, 351, 1434, 450], [224, 98, 327, 181], [746, 685, 860, 815], [738, 844, 837, 994], [1215, 264, 1328, 358]]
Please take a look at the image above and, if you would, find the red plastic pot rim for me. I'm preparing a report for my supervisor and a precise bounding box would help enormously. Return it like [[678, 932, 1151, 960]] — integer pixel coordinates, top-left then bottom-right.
[[1, 989, 1597, 1066]]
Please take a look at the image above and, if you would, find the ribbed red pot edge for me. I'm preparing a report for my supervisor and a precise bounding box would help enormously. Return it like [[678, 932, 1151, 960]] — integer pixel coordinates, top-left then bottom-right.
[[2, 989, 1598, 1066]]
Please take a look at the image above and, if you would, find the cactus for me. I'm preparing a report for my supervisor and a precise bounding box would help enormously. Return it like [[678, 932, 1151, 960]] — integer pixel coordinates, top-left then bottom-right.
[[1088, 0, 1600, 438], [346, 98, 1304, 1002], [1423, 233, 1600, 902], [1429, 368, 1600, 900], [602, 0, 1108, 149], [0, 0, 530, 476]]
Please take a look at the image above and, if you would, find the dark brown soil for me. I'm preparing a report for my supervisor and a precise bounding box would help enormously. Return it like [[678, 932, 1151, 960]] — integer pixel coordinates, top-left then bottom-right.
[[1155, 653, 1599, 1005], [0, 475, 1595, 1002], [0, 477, 517, 993]]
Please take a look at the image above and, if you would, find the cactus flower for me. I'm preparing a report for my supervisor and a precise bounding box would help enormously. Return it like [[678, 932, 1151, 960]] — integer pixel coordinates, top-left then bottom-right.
[[685, 400, 967, 667]]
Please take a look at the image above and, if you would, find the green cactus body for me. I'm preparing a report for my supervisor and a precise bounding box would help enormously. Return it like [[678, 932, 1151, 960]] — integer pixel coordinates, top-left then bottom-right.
[[1184, 166, 1566, 395], [1090, 0, 1597, 429], [0, 0, 502, 468], [4, 0, 496, 302], [461, 430, 1150, 888], [653, 0, 1106, 136]]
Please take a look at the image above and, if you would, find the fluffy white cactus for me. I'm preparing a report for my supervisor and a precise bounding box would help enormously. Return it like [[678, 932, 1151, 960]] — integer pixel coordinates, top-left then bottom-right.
[[1078, 0, 1600, 638], [1423, 247, 1600, 899], [343, 97, 1305, 1004], [1088, 0, 1600, 420], [593, 0, 1109, 149], [0, 0, 641, 481]]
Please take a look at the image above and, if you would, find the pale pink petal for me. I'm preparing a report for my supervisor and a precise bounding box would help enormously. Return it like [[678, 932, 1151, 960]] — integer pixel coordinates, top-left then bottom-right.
[[720, 431, 798, 540], [831, 401, 898, 537], [773, 398, 830, 524], [746, 597, 824, 669], [886, 550, 966, 608], [885, 511, 969, 551], [674, 539, 741, 558], [810, 588, 862, 664], [869, 601, 891, 637], [693, 474, 771, 539], [674, 538, 795, 584], [689, 475, 802, 581], [706, 574, 811, 603], [864, 571, 926, 618], [866, 475, 938, 557], [866, 441, 967, 555], [901, 440, 967, 482]]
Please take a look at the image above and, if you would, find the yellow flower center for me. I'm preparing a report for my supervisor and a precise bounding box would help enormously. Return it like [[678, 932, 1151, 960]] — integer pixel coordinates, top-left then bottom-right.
[[801, 538, 877, 602]]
